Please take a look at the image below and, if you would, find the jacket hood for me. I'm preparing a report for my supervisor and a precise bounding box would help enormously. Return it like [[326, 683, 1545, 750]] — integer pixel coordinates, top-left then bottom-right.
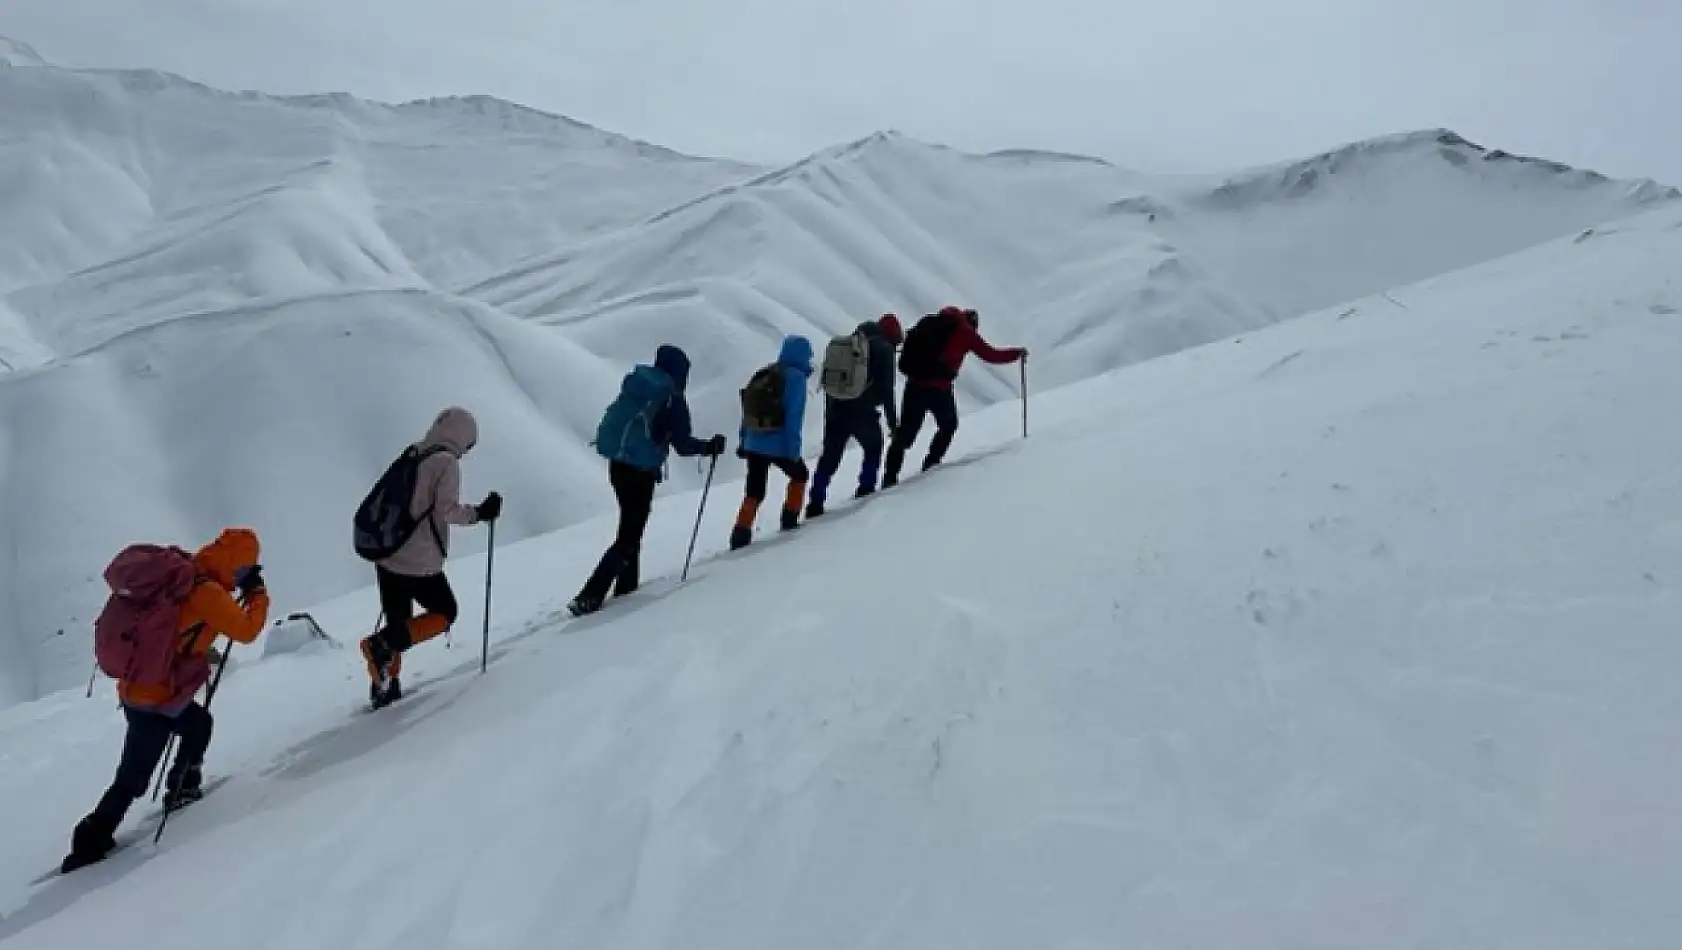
[[654, 345, 690, 392], [422, 406, 478, 457], [779, 335, 814, 373], [195, 527, 259, 589]]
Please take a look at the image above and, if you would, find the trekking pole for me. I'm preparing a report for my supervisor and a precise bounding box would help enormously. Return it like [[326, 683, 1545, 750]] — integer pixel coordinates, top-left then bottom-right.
[[1019, 356, 1029, 439], [682, 454, 719, 583], [151, 737, 176, 802], [480, 520, 495, 674], [85, 662, 97, 699], [154, 640, 234, 844]]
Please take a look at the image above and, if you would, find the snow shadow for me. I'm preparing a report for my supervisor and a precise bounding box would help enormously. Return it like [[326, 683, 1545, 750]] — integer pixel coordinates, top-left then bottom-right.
[[258, 678, 477, 783]]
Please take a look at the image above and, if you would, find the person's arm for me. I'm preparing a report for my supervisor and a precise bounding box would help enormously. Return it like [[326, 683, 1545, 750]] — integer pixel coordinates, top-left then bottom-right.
[[966, 325, 1024, 366], [784, 369, 808, 456], [185, 582, 270, 647], [432, 457, 479, 525], [871, 339, 898, 430], [664, 395, 709, 457]]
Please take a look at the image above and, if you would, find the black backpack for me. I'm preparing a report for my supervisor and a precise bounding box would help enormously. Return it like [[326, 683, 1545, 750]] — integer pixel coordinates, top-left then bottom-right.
[[740, 363, 786, 432], [898, 313, 959, 381], [352, 446, 446, 561]]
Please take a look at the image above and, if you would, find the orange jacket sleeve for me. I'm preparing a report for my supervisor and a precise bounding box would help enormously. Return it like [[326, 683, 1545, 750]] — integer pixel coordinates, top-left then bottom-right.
[[181, 583, 270, 653]]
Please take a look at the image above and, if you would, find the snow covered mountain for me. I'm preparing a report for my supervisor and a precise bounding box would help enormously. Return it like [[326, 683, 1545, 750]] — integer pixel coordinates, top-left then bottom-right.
[[4, 199, 1682, 950], [0, 36, 1675, 706]]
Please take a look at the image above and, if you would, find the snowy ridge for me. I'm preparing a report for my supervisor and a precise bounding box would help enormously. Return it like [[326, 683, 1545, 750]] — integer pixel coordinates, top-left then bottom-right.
[[4, 201, 1682, 948], [0, 35, 1677, 704]]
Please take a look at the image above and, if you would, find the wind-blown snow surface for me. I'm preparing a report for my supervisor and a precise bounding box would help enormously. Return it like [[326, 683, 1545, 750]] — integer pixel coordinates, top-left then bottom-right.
[[4, 203, 1682, 950], [1, 36, 1677, 705]]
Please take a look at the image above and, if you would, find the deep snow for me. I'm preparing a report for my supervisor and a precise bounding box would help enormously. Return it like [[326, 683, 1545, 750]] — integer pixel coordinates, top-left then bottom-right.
[[2, 197, 1682, 949], [0, 36, 1676, 712]]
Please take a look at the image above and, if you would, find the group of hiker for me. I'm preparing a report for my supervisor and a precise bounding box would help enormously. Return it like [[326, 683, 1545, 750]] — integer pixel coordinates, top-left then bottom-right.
[[61, 304, 1025, 874], [568, 304, 1027, 615]]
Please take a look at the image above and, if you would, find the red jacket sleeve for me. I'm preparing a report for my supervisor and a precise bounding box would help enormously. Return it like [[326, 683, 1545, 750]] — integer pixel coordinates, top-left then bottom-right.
[[963, 323, 1021, 365]]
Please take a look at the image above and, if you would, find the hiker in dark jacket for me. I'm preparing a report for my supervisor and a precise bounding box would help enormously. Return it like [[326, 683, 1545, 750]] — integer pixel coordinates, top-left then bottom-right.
[[732, 334, 814, 549], [570, 345, 726, 617], [807, 314, 904, 518], [883, 306, 1026, 487]]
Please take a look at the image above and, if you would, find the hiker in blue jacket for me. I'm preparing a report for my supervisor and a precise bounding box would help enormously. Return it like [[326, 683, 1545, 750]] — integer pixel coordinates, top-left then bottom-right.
[[731, 334, 813, 550], [570, 345, 726, 616]]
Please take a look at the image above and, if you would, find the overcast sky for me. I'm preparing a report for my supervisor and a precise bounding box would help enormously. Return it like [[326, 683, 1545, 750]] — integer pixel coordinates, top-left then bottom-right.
[[4, 0, 1678, 181]]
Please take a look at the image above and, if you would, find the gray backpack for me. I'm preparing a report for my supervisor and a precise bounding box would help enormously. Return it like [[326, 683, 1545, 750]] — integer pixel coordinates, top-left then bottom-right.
[[819, 332, 871, 400]]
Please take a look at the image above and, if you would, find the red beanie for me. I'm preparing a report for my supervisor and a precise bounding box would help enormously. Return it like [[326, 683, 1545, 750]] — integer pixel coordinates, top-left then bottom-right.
[[878, 313, 904, 344]]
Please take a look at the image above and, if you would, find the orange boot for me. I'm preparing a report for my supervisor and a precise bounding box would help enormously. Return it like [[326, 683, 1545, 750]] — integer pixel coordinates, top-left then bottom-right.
[[781, 480, 807, 531], [731, 497, 759, 550]]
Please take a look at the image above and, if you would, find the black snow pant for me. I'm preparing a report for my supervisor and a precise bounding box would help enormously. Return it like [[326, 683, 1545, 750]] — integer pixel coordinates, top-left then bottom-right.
[[742, 454, 810, 505], [884, 385, 960, 483], [811, 408, 885, 504], [375, 566, 459, 652], [90, 702, 213, 827], [578, 460, 658, 603]]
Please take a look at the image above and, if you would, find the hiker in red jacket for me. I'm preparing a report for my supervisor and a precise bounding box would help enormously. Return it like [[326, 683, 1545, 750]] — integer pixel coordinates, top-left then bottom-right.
[[883, 306, 1026, 487]]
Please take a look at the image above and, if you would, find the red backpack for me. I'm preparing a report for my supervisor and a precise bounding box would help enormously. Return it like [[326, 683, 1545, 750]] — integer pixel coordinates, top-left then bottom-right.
[[93, 544, 198, 688]]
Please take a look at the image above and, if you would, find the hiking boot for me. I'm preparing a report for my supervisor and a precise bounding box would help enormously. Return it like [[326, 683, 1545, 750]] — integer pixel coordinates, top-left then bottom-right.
[[359, 634, 396, 692], [780, 509, 801, 531], [163, 784, 205, 811], [805, 500, 825, 519], [853, 485, 876, 500], [369, 674, 403, 710], [167, 764, 204, 795], [729, 526, 752, 551], [568, 595, 603, 618], [62, 815, 118, 872], [882, 474, 899, 489]]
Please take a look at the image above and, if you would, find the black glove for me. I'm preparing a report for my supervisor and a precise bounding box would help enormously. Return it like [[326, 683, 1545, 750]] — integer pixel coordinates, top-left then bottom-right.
[[706, 434, 728, 457], [234, 565, 265, 598], [476, 491, 504, 522]]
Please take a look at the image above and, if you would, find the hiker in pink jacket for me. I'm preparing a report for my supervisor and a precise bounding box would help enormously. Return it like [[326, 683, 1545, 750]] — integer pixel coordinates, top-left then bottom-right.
[[360, 406, 501, 708]]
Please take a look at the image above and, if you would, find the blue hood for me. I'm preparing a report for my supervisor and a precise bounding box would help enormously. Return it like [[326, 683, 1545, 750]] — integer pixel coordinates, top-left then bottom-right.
[[654, 345, 691, 391], [779, 335, 814, 374]]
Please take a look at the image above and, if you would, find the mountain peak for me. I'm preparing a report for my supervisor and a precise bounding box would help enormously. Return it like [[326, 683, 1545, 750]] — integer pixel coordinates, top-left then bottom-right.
[[1199, 128, 1680, 209]]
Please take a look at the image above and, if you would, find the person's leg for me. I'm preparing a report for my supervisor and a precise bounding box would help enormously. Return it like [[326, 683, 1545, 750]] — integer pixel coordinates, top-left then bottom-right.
[[362, 567, 413, 692], [855, 413, 885, 496], [163, 702, 215, 805], [883, 387, 931, 486], [87, 707, 174, 829], [69, 707, 174, 865], [576, 463, 637, 609], [924, 389, 961, 470], [375, 573, 457, 699], [809, 414, 850, 517], [611, 463, 657, 597], [733, 455, 770, 548], [777, 458, 811, 530]]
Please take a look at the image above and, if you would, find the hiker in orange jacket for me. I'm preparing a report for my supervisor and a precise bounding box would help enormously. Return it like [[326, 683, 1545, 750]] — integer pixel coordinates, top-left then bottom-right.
[[64, 527, 269, 872]]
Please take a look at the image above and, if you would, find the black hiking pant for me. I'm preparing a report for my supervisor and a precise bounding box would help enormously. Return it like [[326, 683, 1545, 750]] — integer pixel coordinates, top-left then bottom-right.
[[579, 461, 658, 603], [884, 385, 960, 482], [375, 566, 459, 651], [736, 452, 810, 534], [812, 408, 885, 503], [91, 702, 213, 828]]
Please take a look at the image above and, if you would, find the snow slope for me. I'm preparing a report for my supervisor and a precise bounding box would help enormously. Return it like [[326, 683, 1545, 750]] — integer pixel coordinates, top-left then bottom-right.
[[1, 36, 1676, 706], [3, 202, 1681, 949]]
